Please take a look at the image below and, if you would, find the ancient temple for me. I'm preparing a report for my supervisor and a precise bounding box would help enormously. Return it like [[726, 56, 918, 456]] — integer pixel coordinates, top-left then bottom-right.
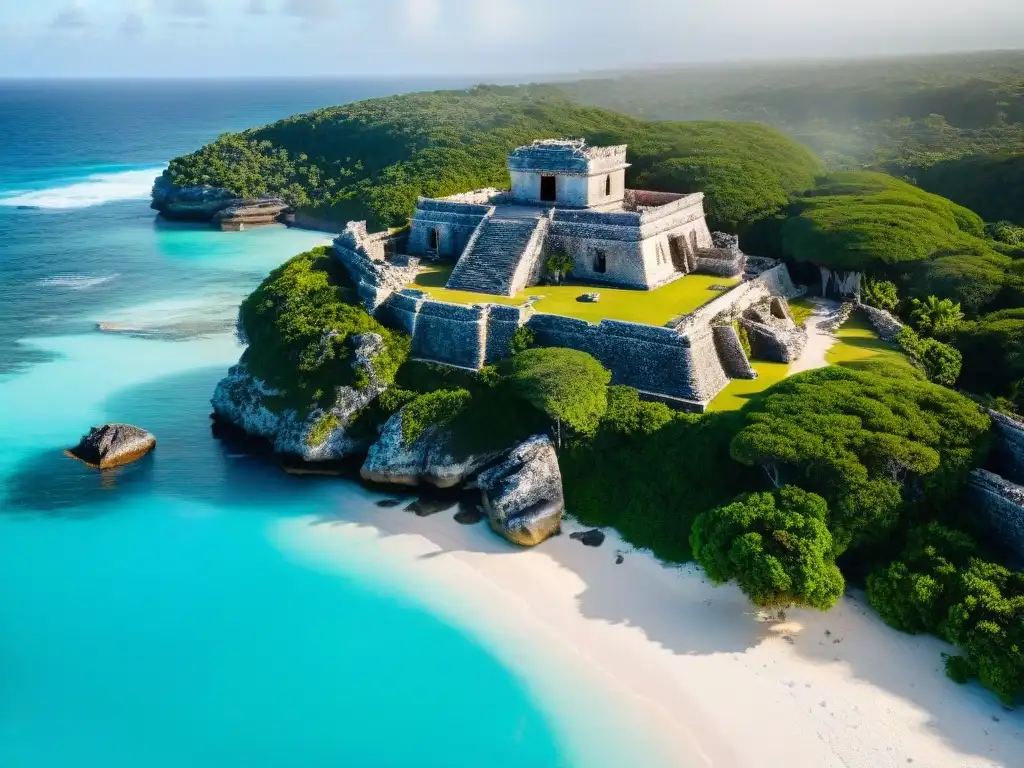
[[403, 139, 745, 296]]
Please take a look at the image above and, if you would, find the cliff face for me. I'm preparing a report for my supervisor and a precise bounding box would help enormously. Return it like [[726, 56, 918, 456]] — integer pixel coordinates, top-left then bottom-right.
[[211, 333, 386, 463], [151, 174, 238, 222]]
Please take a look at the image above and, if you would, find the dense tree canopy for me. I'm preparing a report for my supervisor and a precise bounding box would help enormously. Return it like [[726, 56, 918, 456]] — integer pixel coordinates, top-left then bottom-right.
[[868, 523, 1024, 704], [729, 365, 990, 554], [238, 247, 408, 412], [164, 85, 821, 232], [509, 348, 611, 442], [691, 486, 845, 610], [955, 308, 1024, 407], [780, 171, 992, 273]]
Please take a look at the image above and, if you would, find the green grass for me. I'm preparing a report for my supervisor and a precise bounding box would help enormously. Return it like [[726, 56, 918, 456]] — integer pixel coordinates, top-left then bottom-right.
[[789, 297, 816, 327], [408, 264, 738, 326], [708, 311, 913, 412], [826, 314, 914, 369], [707, 360, 790, 412]]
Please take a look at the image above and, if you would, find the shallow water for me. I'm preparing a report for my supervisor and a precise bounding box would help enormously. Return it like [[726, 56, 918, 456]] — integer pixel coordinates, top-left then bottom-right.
[[0, 80, 678, 767]]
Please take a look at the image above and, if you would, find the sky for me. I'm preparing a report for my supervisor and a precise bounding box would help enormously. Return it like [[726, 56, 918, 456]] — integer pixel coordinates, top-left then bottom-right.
[[0, 0, 1022, 78]]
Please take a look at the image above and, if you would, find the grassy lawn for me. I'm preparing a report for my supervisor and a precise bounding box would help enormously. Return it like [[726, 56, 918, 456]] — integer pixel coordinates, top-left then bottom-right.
[[708, 310, 912, 412], [408, 264, 739, 326], [789, 297, 817, 327]]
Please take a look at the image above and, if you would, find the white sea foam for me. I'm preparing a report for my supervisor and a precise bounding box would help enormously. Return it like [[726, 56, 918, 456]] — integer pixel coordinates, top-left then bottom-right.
[[0, 166, 165, 210], [37, 274, 120, 290]]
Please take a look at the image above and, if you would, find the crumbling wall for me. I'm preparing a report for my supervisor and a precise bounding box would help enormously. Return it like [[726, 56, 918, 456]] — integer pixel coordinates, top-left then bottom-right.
[[968, 469, 1024, 561], [988, 410, 1024, 484], [333, 222, 420, 311], [713, 325, 757, 379], [857, 303, 905, 342], [526, 314, 729, 406]]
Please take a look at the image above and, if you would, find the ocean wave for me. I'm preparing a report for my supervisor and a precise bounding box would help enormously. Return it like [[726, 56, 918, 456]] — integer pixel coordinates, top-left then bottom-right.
[[0, 166, 165, 210], [37, 274, 120, 290]]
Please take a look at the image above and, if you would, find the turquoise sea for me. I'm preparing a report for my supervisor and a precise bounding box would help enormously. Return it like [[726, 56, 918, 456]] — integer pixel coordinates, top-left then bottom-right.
[[0, 81, 674, 766]]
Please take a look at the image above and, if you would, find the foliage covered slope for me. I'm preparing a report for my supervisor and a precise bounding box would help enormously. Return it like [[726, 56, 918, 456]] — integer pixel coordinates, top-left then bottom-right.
[[163, 85, 821, 232], [780, 171, 1019, 314], [560, 50, 1024, 220]]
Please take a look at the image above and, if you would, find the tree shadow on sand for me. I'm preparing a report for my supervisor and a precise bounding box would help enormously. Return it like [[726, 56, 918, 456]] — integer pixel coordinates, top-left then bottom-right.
[[310, 505, 1023, 765]]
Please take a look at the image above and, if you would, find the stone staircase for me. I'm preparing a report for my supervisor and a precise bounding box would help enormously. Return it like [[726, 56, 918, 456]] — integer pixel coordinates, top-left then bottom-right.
[[446, 217, 542, 296]]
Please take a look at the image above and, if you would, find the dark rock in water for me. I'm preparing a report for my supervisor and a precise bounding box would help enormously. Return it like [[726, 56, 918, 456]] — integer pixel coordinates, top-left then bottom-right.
[[570, 529, 606, 547], [405, 496, 457, 517], [66, 423, 156, 469], [376, 498, 405, 509], [615, 554, 625, 565], [478, 435, 565, 547]]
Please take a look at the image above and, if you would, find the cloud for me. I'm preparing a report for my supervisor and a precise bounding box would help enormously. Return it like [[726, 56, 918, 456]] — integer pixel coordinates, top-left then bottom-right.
[[283, 0, 339, 19], [153, 0, 210, 17], [50, 3, 90, 30], [246, 0, 269, 14], [404, 0, 440, 30], [119, 12, 147, 36]]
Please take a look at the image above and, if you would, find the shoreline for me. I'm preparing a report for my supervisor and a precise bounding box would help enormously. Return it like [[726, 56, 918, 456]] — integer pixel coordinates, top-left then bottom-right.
[[274, 487, 1023, 768]]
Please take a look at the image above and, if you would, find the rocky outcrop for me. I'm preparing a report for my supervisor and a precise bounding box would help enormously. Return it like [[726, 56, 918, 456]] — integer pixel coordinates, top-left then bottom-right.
[[360, 408, 502, 488], [739, 300, 808, 363], [214, 198, 289, 230], [968, 469, 1024, 561], [66, 423, 156, 469], [857, 303, 905, 342], [478, 435, 565, 547], [211, 333, 386, 462], [151, 175, 239, 221]]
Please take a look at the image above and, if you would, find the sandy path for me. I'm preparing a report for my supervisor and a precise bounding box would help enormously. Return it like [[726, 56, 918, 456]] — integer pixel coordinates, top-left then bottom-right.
[[273, 498, 1023, 768], [790, 298, 843, 374]]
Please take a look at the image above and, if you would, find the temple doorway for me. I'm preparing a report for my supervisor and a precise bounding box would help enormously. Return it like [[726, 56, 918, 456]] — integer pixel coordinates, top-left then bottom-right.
[[540, 176, 557, 202]]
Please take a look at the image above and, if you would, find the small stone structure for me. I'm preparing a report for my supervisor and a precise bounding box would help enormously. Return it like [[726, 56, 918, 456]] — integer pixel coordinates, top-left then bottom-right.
[[968, 469, 1024, 562], [988, 410, 1024, 483], [393, 140, 746, 297], [738, 300, 808, 363]]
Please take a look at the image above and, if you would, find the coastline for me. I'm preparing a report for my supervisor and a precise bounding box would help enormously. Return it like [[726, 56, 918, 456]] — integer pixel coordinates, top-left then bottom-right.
[[274, 489, 1024, 768]]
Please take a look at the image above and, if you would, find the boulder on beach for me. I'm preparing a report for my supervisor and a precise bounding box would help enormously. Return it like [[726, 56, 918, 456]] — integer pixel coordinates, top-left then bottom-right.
[[66, 423, 156, 469], [478, 435, 565, 547]]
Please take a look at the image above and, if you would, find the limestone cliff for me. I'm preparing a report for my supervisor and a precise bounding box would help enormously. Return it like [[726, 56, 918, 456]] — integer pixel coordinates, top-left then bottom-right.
[[151, 174, 238, 222], [361, 407, 502, 488], [211, 333, 386, 462]]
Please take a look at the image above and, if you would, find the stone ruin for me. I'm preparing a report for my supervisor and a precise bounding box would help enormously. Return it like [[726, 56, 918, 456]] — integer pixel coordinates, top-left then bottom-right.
[[738, 297, 808, 363]]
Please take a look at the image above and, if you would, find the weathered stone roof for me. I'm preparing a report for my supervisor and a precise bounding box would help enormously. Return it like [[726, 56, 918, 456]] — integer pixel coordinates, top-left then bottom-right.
[[507, 139, 628, 175]]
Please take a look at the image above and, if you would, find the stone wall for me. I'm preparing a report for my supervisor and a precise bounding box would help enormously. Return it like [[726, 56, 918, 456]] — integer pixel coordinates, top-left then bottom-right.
[[508, 214, 552, 295], [989, 410, 1024, 484], [408, 199, 493, 259], [409, 300, 487, 369], [333, 222, 420, 311], [968, 469, 1024, 562], [527, 314, 729, 406], [712, 325, 756, 379], [857, 302, 905, 342], [624, 189, 685, 209], [679, 263, 798, 332]]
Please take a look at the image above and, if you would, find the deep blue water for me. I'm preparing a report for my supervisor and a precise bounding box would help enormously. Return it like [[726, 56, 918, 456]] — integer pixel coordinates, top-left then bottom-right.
[[0, 80, 667, 767]]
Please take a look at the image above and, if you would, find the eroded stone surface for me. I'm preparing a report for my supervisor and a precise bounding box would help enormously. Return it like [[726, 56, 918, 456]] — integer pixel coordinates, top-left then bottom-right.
[[360, 406, 502, 488], [968, 469, 1024, 561], [479, 435, 565, 547], [211, 333, 386, 463]]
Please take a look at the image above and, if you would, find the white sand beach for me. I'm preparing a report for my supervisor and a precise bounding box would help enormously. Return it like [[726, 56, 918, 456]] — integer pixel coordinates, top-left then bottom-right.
[[273, 497, 1023, 768]]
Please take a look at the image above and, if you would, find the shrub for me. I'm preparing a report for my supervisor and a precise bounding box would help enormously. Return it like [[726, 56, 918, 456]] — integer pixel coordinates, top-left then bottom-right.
[[910, 295, 965, 337], [895, 327, 963, 386], [509, 348, 611, 445], [400, 389, 472, 446], [691, 486, 844, 610], [861, 278, 899, 313], [956, 308, 1024, 405], [987, 220, 1024, 246], [545, 251, 575, 285], [510, 326, 536, 356]]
